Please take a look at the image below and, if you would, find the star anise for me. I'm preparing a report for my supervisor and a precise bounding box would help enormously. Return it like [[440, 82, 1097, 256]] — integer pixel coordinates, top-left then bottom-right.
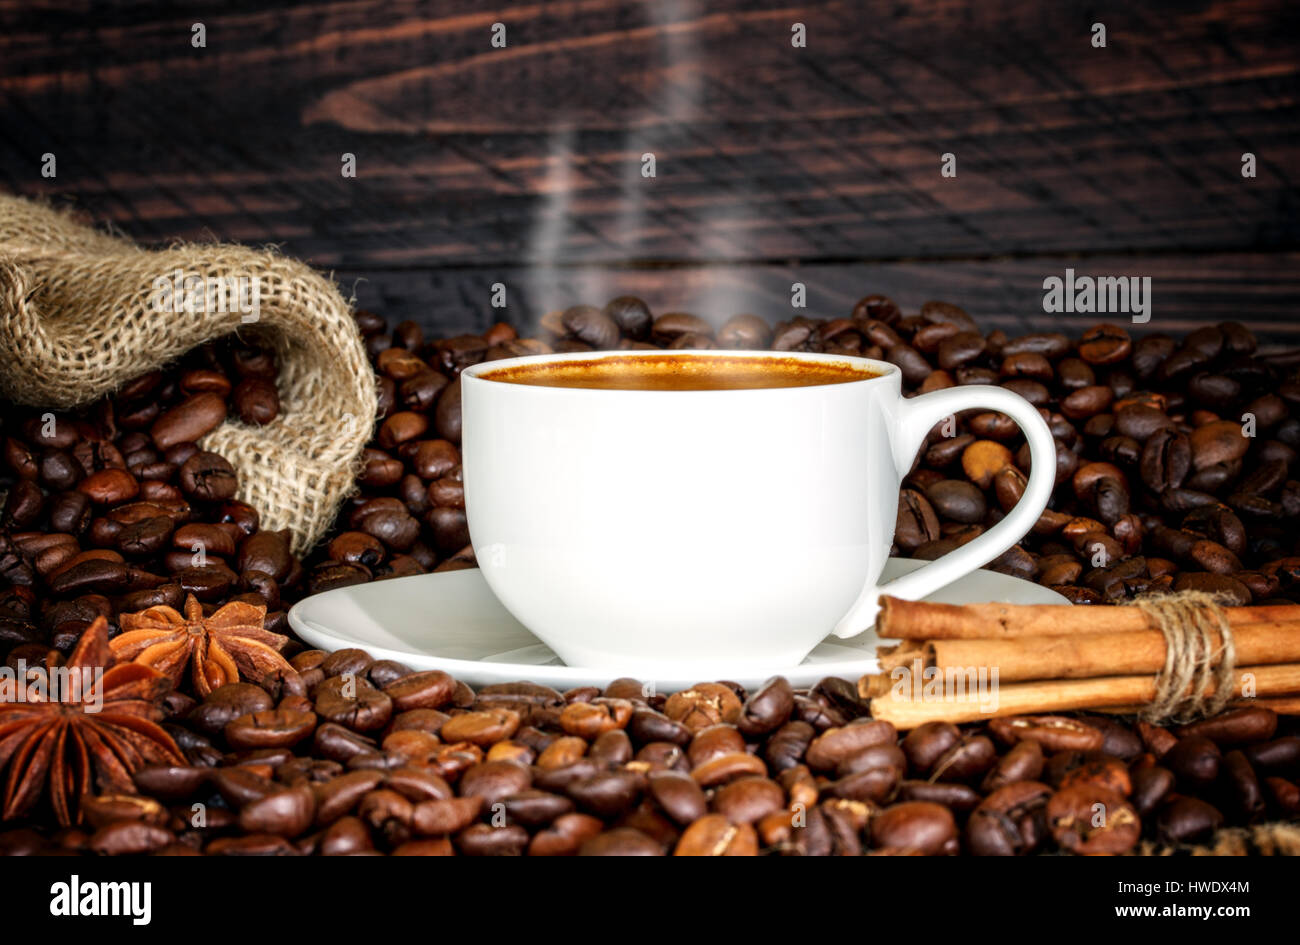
[[110, 595, 296, 696], [111, 594, 295, 698], [0, 617, 183, 826]]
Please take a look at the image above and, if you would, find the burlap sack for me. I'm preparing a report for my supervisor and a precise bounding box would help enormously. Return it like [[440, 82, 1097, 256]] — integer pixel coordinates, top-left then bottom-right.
[[0, 196, 377, 555]]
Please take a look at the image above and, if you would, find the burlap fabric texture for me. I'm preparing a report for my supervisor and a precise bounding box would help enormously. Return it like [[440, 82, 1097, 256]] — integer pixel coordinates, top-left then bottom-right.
[[0, 196, 377, 555], [1135, 822, 1300, 856]]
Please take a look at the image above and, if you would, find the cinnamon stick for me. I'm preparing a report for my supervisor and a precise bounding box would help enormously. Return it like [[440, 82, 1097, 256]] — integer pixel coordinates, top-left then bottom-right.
[[1091, 698, 1300, 717], [875, 622, 1300, 683], [876, 596, 1300, 641], [1239, 696, 1300, 716], [863, 663, 1300, 728]]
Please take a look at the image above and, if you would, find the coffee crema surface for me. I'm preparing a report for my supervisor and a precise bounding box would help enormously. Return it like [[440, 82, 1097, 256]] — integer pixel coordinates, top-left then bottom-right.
[[480, 354, 881, 391]]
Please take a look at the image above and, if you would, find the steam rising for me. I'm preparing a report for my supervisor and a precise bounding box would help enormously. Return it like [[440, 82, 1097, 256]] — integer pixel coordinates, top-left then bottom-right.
[[523, 1, 745, 329]]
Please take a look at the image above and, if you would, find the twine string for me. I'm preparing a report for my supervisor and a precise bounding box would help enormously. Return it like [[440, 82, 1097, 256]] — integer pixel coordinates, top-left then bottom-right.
[[1127, 591, 1237, 723]]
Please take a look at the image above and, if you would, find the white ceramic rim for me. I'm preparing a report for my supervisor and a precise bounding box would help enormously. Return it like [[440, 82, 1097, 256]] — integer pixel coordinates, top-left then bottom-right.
[[461, 347, 901, 395]]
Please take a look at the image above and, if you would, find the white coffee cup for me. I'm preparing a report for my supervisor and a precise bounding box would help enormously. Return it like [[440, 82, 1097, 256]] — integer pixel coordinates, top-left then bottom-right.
[[461, 349, 1055, 673]]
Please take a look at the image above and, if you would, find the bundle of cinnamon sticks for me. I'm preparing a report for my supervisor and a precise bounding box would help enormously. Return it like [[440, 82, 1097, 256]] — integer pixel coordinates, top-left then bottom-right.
[[859, 597, 1300, 729]]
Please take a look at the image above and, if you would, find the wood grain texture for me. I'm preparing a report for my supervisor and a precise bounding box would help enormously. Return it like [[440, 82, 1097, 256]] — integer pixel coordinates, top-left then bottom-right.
[[1, 0, 1298, 272]]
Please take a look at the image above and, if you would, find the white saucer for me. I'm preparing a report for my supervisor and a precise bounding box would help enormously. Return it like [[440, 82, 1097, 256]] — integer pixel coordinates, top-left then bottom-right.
[[287, 559, 1068, 692]]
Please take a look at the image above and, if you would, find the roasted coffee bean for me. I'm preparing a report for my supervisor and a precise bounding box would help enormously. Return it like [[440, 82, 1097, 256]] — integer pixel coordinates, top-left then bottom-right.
[[626, 706, 690, 745], [989, 716, 1104, 752], [647, 770, 709, 826], [1242, 736, 1300, 773], [600, 296, 652, 339], [239, 785, 316, 837], [497, 789, 574, 828], [1060, 756, 1131, 796], [762, 720, 815, 772], [1002, 332, 1069, 359], [1157, 796, 1223, 843], [712, 774, 780, 826], [805, 720, 896, 772], [1176, 707, 1277, 746], [312, 770, 386, 825], [811, 677, 867, 720], [869, 802, 958, 855], [458, 761, 532, 807], [674, 814, 758, 856], [1130, 765, 1176, 816], [89, 821, 175, 856], [925, 479, 987, 524], [225, 709, 317, 750], [901, 722, 962, 774], [885, 345, 931, 385], [434, 379, 463, 442], [967, 781, 1052, 856], [383, 767, 453, 804], [717, 312, 771, 349], [736, 676, 795, 736], [523, 813, 602, 856], [77, 468, 139, 505], [318, 816, 375, 855], [186, 683, 275, 736], [452, 822, 527, 856], [441, 708, 522, 746], [409, 795, 482, 836], [982, 739, 1044, 792], [209, 766, 277, 808], [232, 378, 279, 426], [151, 393, 227, 450], [579, 827, 664, 856], [560, 305, 620, 349], [837, 743, 906, 778], [1078, 324, 1132, 364], [235, 529, 292, 582], [1080, 717, 1143, 761], [132, 765, 209, 802], [382, 670, 456, 711], [826, 766, 898, 804], [533, 758, 603, 794], [663, 683, 742, 732], [560, 699, 633, 738], [691, 752, 767, 787], [688, 726, 746, 769], [894, 781, 980, 814], [1221, 749, 1265, 818], [204, 833, 298, 856], [80, 794, 170, 832], [117, 515, 174, 556], [931, 735, 996, 783], [1047, 785, 1140, 854], [313, 677, 393, 733], [896, 491, 942, 550], [1264, 776, 1300, 815], [566, 770, 644, 819], [1164, 736, 1222, 790]]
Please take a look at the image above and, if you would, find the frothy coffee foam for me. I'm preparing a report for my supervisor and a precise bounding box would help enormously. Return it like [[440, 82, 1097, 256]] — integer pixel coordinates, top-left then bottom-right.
[[480, 354, 880, 391]]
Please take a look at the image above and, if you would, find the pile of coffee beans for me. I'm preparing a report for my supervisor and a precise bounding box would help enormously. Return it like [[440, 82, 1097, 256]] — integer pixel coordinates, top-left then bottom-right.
[[1, 662, 1295, 855], [11, 297, 1298, 658], [3, 294, 1300, 853], [0, 336, 304, 660]]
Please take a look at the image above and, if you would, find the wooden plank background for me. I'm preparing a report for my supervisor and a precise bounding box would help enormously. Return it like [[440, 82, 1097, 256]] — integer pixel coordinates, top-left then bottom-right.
[[1, 0, 1298, 338]]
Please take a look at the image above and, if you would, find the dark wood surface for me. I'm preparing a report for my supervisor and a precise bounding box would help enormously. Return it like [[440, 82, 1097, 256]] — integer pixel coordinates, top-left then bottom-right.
[[1, 1, 1298, 336]]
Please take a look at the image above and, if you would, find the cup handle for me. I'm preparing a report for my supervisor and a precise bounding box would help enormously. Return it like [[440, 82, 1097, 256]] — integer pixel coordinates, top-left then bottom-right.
[[830, 384, 1057, 639]]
